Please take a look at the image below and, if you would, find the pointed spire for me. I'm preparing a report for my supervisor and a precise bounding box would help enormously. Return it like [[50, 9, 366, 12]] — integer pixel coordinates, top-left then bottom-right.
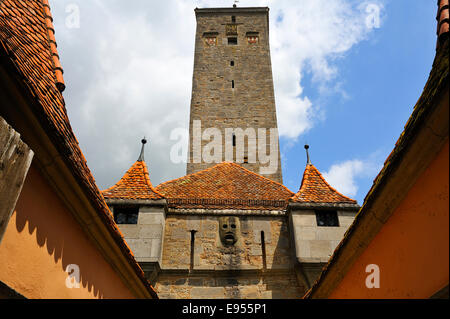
[[138, 137, 147, 162], [304, 144, 311, 165]]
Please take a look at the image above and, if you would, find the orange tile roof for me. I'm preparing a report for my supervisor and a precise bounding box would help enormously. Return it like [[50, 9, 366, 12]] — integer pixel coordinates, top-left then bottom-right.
[[156, 162, 294, 210], [290, 164, 357, 204], [102, 160, 164, 200], [0, 0, 156, 298], [437, 0, 449, 49]]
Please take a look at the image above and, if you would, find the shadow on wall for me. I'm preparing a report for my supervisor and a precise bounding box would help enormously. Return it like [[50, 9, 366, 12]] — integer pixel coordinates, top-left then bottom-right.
[[262, 218, 306, 299], [9, 165, 131, 299]]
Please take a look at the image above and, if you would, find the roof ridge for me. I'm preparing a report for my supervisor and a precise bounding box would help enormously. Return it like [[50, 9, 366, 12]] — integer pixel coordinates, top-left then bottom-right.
[[156, 162, 231, 189], [156, 161, 293, 195], [226, 162, 294, 194], [140, 160, 165, 198], [40, 0, 65, 92]]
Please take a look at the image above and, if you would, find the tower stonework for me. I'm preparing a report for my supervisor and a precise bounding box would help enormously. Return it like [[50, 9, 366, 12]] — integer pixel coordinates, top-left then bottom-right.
[[187, 7, 283, 183]]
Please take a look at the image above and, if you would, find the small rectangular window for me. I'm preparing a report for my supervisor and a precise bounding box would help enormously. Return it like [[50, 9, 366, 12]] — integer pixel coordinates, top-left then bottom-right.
[[231, 16, 236, 23], [231, 80, 235, 88], [228, 37, 237, 45], [230, 60, 234, 66], [315, 210, 339, 227], [114, 206, 139, 224]]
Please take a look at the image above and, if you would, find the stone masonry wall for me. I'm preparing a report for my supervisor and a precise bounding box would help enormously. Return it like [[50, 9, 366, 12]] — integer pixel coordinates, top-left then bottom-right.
[[154, 273, 304, 299], [187, 10, 283, 183], [156, 213, 304, 298], [117, 205, 165, 263], [161, 214, 292, 269], [290, 209, 357, 263]]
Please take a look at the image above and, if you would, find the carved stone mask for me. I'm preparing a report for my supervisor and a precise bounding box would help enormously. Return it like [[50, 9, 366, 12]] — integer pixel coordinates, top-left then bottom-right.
[[219, 216, 239, 246]]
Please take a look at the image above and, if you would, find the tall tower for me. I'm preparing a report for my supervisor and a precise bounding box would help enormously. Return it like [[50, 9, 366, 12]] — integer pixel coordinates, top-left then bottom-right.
[[187, 6, 283, 183]]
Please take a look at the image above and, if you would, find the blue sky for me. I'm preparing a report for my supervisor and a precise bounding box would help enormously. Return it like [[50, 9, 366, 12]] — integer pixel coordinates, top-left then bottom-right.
[[48, 0, 439, 205], [282, 1, 437, 203]]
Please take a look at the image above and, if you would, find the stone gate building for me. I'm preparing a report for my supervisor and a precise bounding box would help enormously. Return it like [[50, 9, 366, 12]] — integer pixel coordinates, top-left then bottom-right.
[[102, 5, 360, 299]]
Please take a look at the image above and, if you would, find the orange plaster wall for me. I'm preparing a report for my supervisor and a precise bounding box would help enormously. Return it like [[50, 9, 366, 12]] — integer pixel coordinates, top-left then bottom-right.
[[329, 140, 449, 298], [0, 163, 135, 299]]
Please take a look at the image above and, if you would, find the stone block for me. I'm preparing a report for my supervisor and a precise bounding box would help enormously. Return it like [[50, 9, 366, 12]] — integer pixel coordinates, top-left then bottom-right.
[[119, 224, 139, 238], [138, 212, 165, 225], [253, 219, 272, 243], [139, 225, 163, 239], [316, 227, 346, 241], [186, 216, 201, 231], [296, 226, 316, 241], [309, 240, 332, 259], [190, 287, 224, 299]]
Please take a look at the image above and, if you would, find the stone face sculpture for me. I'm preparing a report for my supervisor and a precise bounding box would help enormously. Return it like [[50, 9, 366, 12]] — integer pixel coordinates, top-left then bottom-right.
[[219, 216, 239, 246]]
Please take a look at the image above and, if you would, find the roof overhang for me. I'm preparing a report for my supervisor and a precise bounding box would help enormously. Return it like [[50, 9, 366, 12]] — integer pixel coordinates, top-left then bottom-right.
[[288, 202, 360, 211], [195, 7, 269, 15]]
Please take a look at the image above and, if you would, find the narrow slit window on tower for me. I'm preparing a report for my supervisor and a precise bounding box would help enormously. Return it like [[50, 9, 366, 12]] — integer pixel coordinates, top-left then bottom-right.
[[230, 60, 234, 66], [190, 230, 196, 270], [315, 210, 339, 227], [231, 80, 235, 88], [261, 231, 267, 270], [228, 37, 237, 45], [231, 16, 236, 23], [232, 133, 236, 147]]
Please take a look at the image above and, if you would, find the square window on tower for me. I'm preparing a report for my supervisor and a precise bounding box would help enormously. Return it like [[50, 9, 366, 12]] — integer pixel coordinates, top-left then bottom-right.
[[114, 206, 139, 224], [228, 37, 238, 45], [315, 210, 339, 227]]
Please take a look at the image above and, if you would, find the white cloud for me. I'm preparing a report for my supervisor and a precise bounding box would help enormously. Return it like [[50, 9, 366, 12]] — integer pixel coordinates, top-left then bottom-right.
[[322, 155, 382, 198], [48, 0, 383, 188]]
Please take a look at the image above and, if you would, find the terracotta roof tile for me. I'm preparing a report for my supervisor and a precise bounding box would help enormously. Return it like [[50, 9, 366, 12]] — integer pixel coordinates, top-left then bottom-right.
[[0, 0, 156, 298], [156, 162, 294, 210], [437, 0, 449, 49], [102, 160, 164, 200], [290, 164, 357, 204]]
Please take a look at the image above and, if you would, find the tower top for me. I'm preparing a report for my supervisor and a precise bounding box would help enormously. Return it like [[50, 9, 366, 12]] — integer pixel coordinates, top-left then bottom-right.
[[194, 7, 269, 15]]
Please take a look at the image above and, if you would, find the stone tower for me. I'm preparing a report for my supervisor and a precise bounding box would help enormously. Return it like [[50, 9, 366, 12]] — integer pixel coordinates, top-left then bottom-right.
[[187, 6, 283, 183]]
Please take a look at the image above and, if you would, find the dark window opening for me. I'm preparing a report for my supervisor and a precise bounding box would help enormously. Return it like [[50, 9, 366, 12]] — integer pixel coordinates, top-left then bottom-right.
[[243, 156, 248, 164], [228, 37, 237, 45], [315, 210, 339, 227], [231, 16, 236, 23], [261, 231, 267, 270], [230, 60, 234, 66], [190, 230, 196, 270], [232, 134, 236, 147], [114, 206, 139, 224], [231, 80, 235, 88]]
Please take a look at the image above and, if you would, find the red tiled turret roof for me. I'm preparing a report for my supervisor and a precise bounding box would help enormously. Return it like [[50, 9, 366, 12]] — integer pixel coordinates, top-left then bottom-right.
[[290, 164, 357, 204], [156, 162, 294, 210], [102, 160, 164, 200]]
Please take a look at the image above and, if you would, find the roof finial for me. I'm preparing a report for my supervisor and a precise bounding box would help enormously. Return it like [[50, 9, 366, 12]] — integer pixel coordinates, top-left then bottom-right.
[[304, 144, 311, 165], [233, 0, 238, 7], [138, 137, 147, 162]]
